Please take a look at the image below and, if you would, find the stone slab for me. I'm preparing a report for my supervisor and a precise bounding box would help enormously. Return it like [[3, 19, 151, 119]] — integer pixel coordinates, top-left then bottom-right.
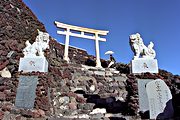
[[15, 76, 38, 109], [131, 58, 158, 73], [146, 79, 174, 119], [137, 79, 153, 112], [7, 51, 15, 58], [48, 87, 51, 104], [105, 71, 113, 76], [94, 71, 105, 76], [18, 57, 48, 72], [81, 65, 105, 71], [114, 76, 127, 82]]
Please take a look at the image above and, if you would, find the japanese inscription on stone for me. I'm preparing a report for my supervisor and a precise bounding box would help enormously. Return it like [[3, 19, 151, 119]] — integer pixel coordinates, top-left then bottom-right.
[[146, 79, 173, 119], [15, 76, 38, 109], [131, 58, 158, 73], [18, 57, 48, 72]]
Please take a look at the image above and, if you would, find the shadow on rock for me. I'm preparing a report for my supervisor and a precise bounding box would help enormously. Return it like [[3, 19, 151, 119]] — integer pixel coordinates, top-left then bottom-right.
[[109, 117, 126, 120], [84, 94, 128, 114]]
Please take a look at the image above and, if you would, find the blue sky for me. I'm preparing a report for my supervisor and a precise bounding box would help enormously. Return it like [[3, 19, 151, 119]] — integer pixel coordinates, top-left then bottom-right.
[[23, 0, 180, 75]]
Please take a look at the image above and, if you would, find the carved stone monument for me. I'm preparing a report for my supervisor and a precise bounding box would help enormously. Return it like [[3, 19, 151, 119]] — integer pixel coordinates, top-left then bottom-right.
[[129, 33, 158, 73], [146, 79, 174, 119], [15, 76, 38, 109], [18, 29, 49, 72], [138, 79, 153, 112]]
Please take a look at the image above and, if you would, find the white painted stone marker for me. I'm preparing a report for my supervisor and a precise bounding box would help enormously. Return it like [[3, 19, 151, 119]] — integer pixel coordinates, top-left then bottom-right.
[[146, 79, 174, 119], [131, 58, 158, 73], [18, 57, 48, 72]]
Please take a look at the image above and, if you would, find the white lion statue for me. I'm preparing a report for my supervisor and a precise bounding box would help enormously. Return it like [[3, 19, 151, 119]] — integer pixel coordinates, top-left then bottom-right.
[[129, 33, 156, 59], [23, 29, 50, 58]]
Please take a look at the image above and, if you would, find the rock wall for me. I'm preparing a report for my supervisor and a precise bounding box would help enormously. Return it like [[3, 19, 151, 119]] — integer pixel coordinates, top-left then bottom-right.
[[50, 64, 128, 119], [0, 0, 180, 120], [0, 0, 46, 74]]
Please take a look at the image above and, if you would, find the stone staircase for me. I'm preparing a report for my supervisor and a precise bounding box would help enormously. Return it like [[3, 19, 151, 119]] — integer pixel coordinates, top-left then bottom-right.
[[49, 63, 140, 120]]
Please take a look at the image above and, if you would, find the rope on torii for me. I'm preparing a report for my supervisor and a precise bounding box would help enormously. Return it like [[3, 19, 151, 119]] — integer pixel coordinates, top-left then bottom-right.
[[54, 21, 109, 68]]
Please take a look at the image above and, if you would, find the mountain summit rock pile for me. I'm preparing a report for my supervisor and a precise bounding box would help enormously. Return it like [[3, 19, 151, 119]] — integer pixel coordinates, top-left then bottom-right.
[[0, 0, 180, 120]]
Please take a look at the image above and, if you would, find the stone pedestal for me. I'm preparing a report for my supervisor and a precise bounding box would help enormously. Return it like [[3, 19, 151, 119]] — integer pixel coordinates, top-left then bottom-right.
[[131, 58, 158, 74], [18, 57, 48, 72]]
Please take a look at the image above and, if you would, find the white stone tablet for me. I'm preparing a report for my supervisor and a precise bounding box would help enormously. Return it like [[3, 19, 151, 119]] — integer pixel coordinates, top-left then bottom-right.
[[131, 58, 158, 74], [18, 57, 48, 72]]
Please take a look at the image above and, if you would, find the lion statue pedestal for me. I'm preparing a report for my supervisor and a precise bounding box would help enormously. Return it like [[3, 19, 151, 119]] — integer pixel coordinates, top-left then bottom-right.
[[19, 57, 48, 72], [131, 58, 158, 74], [129, 33, 158, 74], [18, 29, 49, 72]]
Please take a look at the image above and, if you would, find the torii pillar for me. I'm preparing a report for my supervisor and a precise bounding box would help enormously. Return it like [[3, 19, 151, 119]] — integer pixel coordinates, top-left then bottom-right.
[[64, 28, 70, 62], [95, 33, 101, 67], [54, 21, 109, 68]]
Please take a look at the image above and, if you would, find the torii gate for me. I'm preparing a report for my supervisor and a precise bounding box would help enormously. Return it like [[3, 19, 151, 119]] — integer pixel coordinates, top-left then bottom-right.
[[55, 21, 109, 68]]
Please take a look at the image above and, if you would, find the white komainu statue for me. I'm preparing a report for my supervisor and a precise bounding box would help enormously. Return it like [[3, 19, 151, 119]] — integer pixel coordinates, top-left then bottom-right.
[[23, 29, 50, 58], [129, 33, 156, 59]]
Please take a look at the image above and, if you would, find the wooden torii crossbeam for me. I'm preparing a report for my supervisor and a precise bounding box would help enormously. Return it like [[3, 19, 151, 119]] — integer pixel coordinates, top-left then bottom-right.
[[55, 21, 109, 67]]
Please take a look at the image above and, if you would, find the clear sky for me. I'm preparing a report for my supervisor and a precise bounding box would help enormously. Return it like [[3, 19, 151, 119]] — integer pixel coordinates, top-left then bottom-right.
[[23, 0, 180, 75]]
